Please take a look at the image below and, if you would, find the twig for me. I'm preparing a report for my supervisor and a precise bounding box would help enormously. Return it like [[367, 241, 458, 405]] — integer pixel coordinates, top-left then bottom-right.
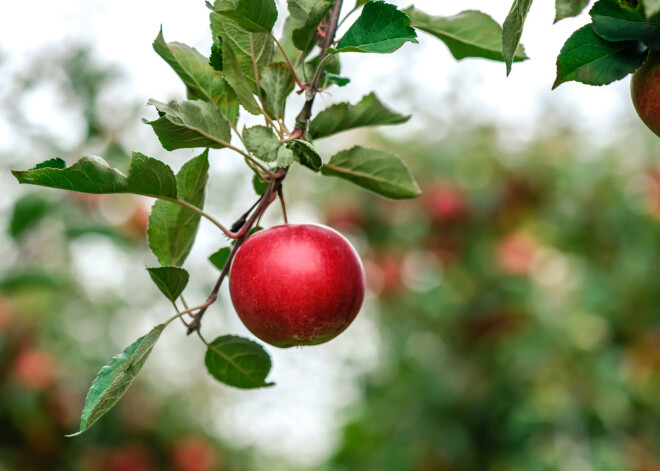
[[269, 32, 306, 90], [159, 196, 237, 239], [249, 33, 265, 106], [186, 173, 285, 334], [278, 186, 288, 223], [294, 0, 344, 135]]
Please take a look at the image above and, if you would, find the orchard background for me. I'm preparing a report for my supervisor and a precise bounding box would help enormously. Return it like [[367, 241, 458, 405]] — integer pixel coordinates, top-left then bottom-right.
[[1, 1, 660, 470]]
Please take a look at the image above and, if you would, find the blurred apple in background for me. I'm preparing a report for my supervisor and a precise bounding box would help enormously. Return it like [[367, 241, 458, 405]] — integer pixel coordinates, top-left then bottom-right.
[[121, 199, 151, 240], [172, 437, 222, 471], [424, 183, 469, 224], [12, 349, 55, 390], [0, 296, 15, 332], [496, 231, 540, 276], [364, 253, 404, 297], [324, 200, 364, 234], [107, 444, 155, 471]]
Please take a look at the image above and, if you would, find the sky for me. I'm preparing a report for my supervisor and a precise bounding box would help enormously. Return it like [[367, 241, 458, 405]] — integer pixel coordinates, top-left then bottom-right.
[[0, 0, 644, 466]]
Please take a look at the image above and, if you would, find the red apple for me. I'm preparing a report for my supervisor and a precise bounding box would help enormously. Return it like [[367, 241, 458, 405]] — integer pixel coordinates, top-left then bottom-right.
[[13, 349, 55, 390], [229, 224, 366, 348], [121, 203, 151, 239], [107, 445, 154, 471], [425, 183, 468, 224], [631, 50, 660, 137], [496, 231, 539, 276], [364, 254, 403, 297], [172, 437, 221, 471], [323, 203, 364, 233], [0, 296, 15, 332]]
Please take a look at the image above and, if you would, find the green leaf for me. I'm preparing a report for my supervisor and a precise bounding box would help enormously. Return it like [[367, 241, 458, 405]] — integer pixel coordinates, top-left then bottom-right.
[[12, 153, 179, 199], [127, 152, 177, 199], [68, 324, 166, 436], [406, 8, 528, 63], [205, 335, 274, 389], [591, 0, 660, 49], [328, 1, 418, 54], [148, 150, 210, 267], [215, 0, 278, 33], [287, 139, 322, 171], [288, 0, 318, 20], [219, 40, 262, 115], [153, 28, 237, 117], [261, 62, 295, 119], [243, 125, 282, 162], [279, 16, 309, 62], [502, 0, 534, 75], [147, 267, 189, 302], [356, 0, 371, 6], [216, 80, 240, 125], [553, 24, 647, 88], [210, 3, 275, 111], [293, 0, 333, 51], [309, 92, 410, 140], [323, 73, 350, 87], [321, 146, 421, 199], [645, 0, 660, 18], [12, 156, 129, 194], [145, 99, 232, 151], [276, 145, 295, 168], [252, 173, 269, 195], [555, 0, 590, 21], [9, 193, 51, 239], [209, 247, 231, 270], [213, 13, 275, 81]]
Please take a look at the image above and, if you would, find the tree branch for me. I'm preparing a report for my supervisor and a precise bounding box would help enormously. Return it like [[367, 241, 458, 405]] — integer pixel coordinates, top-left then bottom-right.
[[186, 1, 345, 334], [294, 0, 344, 134], [186, 172, 285, 334]]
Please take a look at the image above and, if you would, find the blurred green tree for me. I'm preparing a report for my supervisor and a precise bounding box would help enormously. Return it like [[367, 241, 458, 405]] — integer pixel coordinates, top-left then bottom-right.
[[321, 125, 660, 471]]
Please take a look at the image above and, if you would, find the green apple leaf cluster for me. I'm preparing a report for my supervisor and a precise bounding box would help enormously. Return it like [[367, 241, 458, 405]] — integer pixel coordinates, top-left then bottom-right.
[[553, 0, 659, 88]]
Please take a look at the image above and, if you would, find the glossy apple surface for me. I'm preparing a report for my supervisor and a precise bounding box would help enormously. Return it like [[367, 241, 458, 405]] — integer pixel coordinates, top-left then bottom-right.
[[229, 224, 365, 348], [631, 50, 660, 137]]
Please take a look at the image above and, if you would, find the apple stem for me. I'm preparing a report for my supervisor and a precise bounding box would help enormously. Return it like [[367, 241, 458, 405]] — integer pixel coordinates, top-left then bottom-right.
[[195, 330, 210, 347]]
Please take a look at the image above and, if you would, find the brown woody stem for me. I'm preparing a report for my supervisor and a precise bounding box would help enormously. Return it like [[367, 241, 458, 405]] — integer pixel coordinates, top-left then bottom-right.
[[294, 0, 344, 135]]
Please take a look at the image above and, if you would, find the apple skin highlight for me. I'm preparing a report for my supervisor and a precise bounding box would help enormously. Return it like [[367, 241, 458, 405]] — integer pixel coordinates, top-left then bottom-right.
[[229, 224, 366, 348]]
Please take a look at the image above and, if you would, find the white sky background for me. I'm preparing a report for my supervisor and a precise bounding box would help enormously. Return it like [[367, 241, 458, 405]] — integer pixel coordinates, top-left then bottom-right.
[[0, 0, 641, 467]]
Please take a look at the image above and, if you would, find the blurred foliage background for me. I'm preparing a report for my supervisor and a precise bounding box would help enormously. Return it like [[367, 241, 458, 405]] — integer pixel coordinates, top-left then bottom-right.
[[1, 41, 659, 471]]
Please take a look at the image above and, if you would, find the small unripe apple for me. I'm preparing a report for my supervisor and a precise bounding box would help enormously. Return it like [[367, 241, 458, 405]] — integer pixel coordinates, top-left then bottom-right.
[[631, 50, 660, 137], [229, 224, 365, 348]]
